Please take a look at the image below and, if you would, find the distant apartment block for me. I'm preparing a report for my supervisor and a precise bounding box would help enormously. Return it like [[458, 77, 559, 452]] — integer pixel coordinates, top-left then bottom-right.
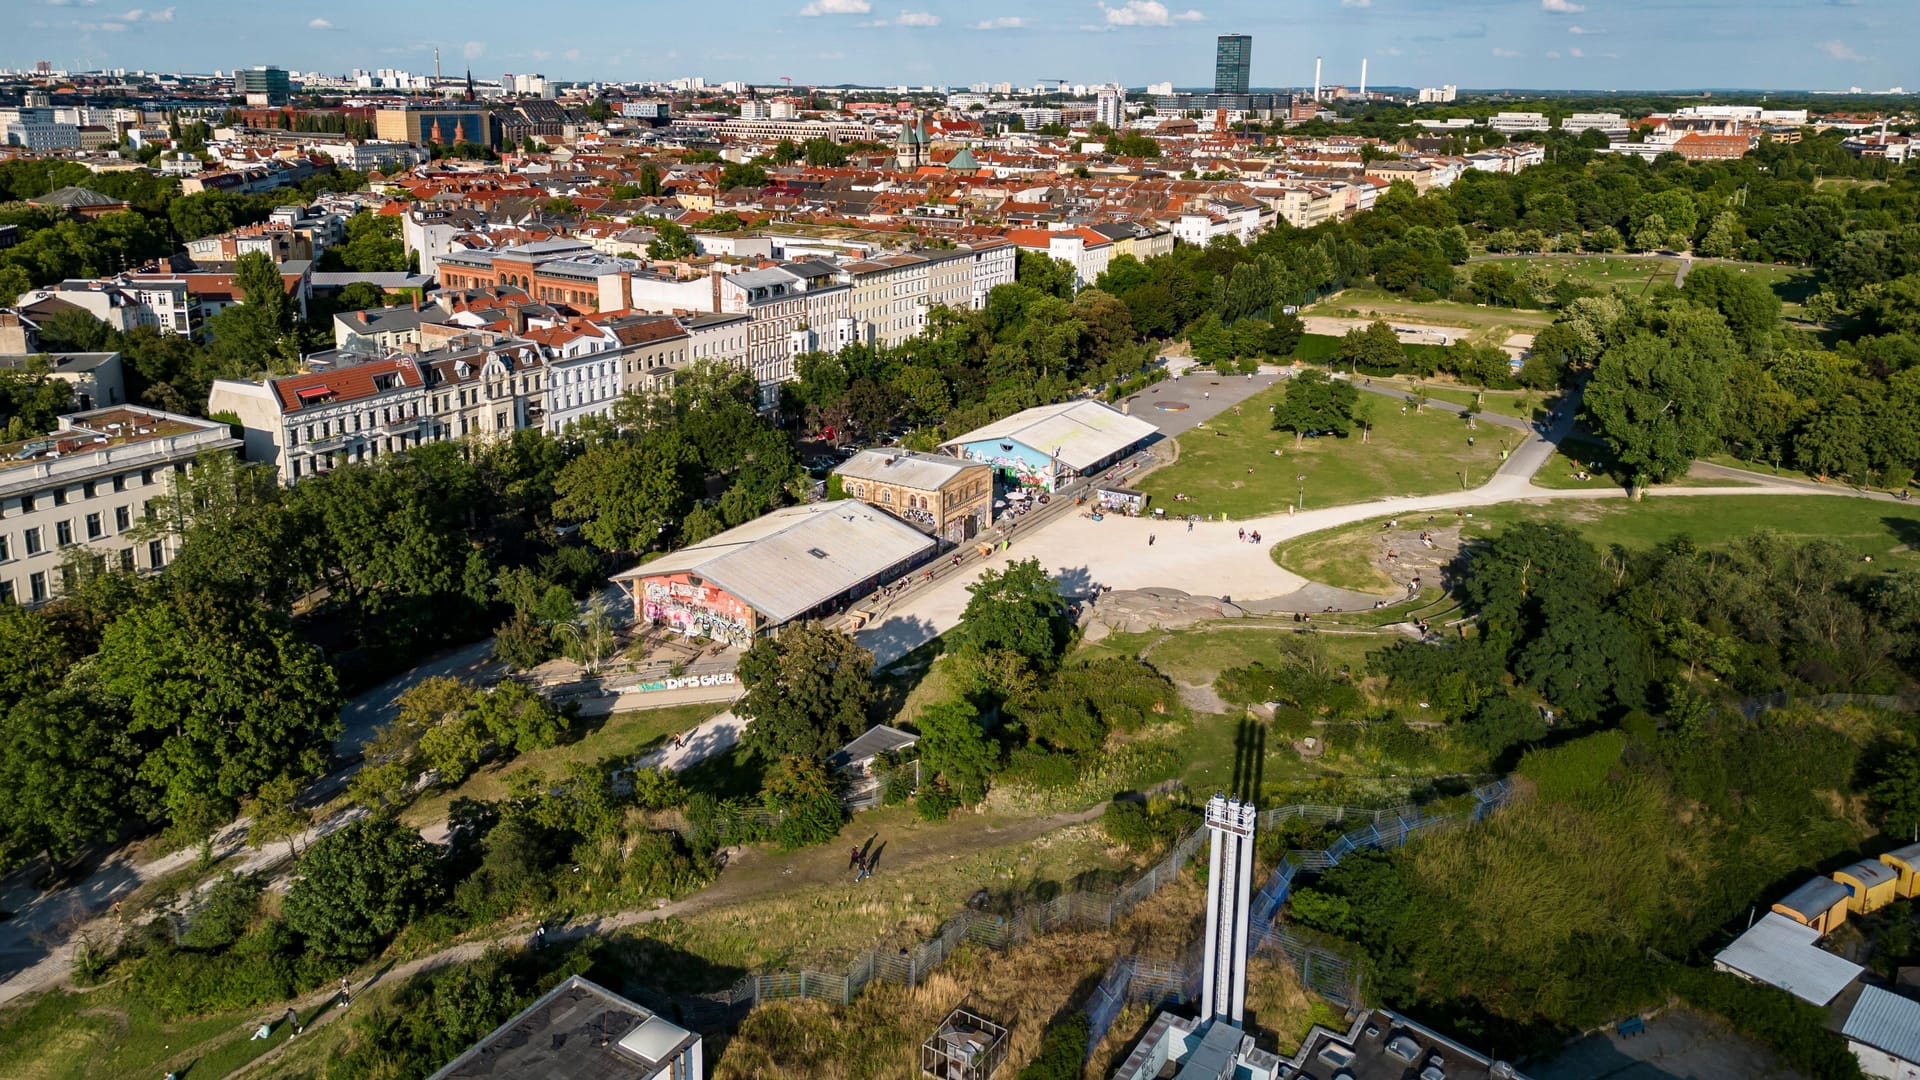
[[0, 406, 240, 605], [1489, 111, 1551, 134]]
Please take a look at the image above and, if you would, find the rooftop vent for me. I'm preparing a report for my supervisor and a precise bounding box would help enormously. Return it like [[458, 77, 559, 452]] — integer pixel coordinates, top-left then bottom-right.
[[807, 547, 830, 559]]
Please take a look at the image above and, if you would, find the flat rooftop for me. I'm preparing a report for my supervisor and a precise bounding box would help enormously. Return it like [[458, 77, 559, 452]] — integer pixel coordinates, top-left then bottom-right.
[[426, 975, 695, 1080], [0, 407, 209, 475]]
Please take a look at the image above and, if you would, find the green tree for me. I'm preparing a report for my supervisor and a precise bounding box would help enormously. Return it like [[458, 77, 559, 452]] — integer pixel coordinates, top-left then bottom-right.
[[951, 558, 1069, 673], [1271, 368, 1359, 447], [245, 774, 312, 860], [1586, 331, 1731, 490], [93, 597, 343, 824], [327, 212, 407, 273], [0, 692, 138, 865], [283, 814, 441, 958], [717, 161, 767, 190], [1865, 743, 1920, 836], [1335, 319, 1405, 373], [1016, 249, 1075, 299], [736, 623, 876, 761], [1681, 264, 1782, 353], [646, 220, 696, 260], [551, 435, 702, 551], [762, 756, 846, 850], [914, 699, 997, 806]]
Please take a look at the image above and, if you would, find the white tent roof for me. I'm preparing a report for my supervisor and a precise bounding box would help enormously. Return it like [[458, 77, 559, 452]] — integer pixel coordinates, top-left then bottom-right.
[[1713, 913, 1863, 1006]]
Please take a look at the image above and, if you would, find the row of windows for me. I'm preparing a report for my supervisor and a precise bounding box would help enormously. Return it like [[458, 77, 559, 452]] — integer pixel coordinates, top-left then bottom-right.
[[0, 503, 147, 563], [0, 540, 168, 605], [3, 466, 175, 519]]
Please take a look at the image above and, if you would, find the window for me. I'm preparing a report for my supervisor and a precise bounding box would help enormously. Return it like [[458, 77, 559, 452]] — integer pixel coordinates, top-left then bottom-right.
[[55, 521, 73, 547], [18, 494, 31, 513], [141, 468, 154, 485], [0, 534, 8, 561], [119, 548, 134, 572], [147, 540, 165, 569], [23, 527, 42, 555], [29, 572, 46, 603], [86, 513, 102, 540], [0, 580, 11, 603], [52, 488, 66, 507], [115, 506, 131, 531], [83, 480, 97, 498], [113, 473, 126, 493]]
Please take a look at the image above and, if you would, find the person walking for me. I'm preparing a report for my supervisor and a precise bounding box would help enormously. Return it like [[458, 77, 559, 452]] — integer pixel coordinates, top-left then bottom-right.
[[849, 845, 863, 871], [1238, 527, 1245, 541], [337, 976, 352, 1009], [533, 925, 547, 950], [284, 1006, 301, 1038], [1186, 519, 1193, 533], [856, 850, 873, 882], [1147, 534, 1156, 547]]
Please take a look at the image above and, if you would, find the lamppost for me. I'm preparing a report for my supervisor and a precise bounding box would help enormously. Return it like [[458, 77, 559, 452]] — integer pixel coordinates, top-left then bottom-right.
[[1296, 473, 1307, 510]]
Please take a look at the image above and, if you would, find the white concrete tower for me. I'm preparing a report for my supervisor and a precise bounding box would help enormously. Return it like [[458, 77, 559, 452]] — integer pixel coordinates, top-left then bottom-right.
[[1360, 58, 1368, 98], [1313, 57, 1323, 101], [1200, 793, 1258, 1025]]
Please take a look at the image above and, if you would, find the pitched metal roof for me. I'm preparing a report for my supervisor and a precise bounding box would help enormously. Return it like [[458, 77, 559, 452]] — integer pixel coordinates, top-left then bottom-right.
[[1776, 876, 1850, 919], [834, 449, 980, 491], [941, 399, 1157, 471], [613, 502, 935, 625], [1843, 985, 1920, 1064], [1713, 913, 1863, 1006]]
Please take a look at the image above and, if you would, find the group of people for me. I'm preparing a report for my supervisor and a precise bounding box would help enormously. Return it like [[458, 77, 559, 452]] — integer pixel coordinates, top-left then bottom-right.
[[1235, 528, 1263, 543]]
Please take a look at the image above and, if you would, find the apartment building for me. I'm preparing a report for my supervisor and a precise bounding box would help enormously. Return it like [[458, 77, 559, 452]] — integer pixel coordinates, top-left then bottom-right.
[[0, 406, 240, 605], [1004, 228, 1112, 291], [15, 278, 196, 337]]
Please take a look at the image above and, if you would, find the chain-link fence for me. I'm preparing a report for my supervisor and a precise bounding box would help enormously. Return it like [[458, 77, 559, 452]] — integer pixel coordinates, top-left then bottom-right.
[[713, 821, 1208, 1013]]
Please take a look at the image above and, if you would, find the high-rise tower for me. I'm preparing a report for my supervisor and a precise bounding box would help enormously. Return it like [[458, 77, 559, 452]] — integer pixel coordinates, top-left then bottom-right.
[[1201, 793, 1257, 1025], [1214, 34, 1252, 96]]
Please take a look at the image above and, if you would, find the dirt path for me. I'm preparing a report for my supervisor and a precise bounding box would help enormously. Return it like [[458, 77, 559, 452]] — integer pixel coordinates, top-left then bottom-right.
[[220, 801, 1108, 1078]]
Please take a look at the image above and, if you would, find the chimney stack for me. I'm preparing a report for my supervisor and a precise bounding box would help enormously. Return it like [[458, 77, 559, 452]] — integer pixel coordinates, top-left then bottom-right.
[[1314, 57, 1322, 101]]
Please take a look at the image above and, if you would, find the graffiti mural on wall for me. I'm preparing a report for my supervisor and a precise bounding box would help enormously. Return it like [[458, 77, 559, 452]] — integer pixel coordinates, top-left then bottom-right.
[[640, 574, 754, 647], [955, 441, 1059, 490]]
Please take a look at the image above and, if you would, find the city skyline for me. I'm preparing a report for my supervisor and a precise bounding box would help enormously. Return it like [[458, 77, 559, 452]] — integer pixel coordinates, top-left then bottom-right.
[[2, 0, 1915, 93]]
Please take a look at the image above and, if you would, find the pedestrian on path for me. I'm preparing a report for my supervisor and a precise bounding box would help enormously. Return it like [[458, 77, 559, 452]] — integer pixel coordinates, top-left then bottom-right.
[[1147, 534, 1156, 547], [856, 851, 873, 882], [337, 976, 352, 1008], [1186, 520, 1193, 533], [285, 1006, 301, 1038], [849, 845, 862, 871]]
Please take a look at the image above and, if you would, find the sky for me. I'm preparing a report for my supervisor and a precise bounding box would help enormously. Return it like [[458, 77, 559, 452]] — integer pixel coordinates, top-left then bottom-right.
[[4, 0, 1915, 93]]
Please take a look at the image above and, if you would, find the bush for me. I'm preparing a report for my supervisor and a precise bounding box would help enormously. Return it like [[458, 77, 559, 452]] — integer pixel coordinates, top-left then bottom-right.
[[916, 788, 961, 821], [1018, 1012, 1091, 1080], [1516, 730, 1627, 800], [1101, 797, 1202, 854], [180, 871, 265, 950], [1668, 967, 1864, 1079]]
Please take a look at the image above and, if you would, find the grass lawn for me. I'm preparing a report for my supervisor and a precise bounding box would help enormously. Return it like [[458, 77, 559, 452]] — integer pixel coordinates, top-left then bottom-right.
[[1137, 384, 1502, 519], [1697, 259, 1820, 317], [0, 980, 318, 1080], [1360, 377, 1558, 423], [402, 701, 726, 827], [1472, 253, 1680, 294], [1310, 286, 1557, 332], [1277, 495, 1920, 593]]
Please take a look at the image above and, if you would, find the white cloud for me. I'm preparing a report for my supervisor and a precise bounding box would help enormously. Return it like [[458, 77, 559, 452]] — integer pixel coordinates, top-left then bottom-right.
[[897, 9, 939, 26], [564, 47, 582, 61], [1341, 0, 1370, 6], [307, 17, 333, 29], [972, 16, 1023, 28], [1545, 50, 1561, 58], [1541, 0, 1584, 11], [1101, 1, 1203, 27], [1821, 39, 1865, 60], [798, 0, 870, 14], [1569, 46, 1583, 57], [462, 40, 486, 60], [1491, 47, 1522, 57], [112, 6, 169, 19], [77, 20, 126, 30], [1381, 46, 1404, 56], [1567, 24, 1600, 33], [46, 0, 99, 7]]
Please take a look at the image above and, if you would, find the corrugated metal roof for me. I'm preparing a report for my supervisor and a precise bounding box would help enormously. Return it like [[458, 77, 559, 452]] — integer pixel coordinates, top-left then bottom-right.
[[614, 503, 934, 624], [1837, 859, 1896, 887], [941, 400, 1157, 471], [1776, 876, 1850, 919], [834, 449, 980, 491], [1843, 985, 1920, 1063], [1882, 840, 1920, 867], [1713, 913, 1863, 1006]]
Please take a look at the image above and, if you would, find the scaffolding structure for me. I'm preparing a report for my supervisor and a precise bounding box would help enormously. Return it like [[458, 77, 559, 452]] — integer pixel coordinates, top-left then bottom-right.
[[921, 1005, 1009, 1080]]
